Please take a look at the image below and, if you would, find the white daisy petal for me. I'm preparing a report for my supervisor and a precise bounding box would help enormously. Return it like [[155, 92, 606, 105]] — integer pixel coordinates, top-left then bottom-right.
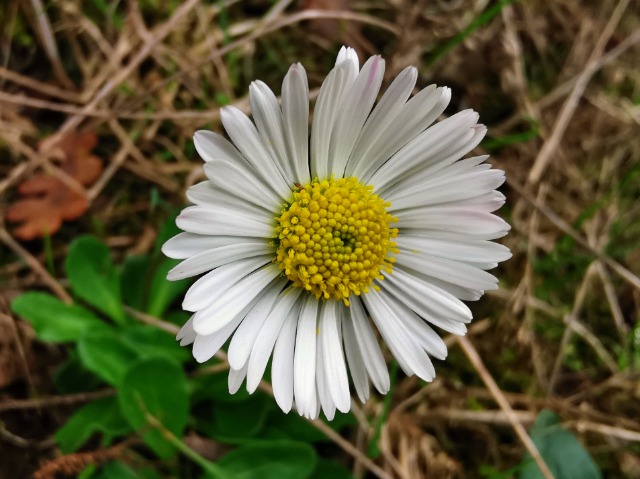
[[329, 55, 385, 176], [192, 308, 248, 363], [403, 224, 511, 241], [384, 266, 473, 324], [227, 278, 287, 370], [308, 391, 320, 420], [167, 241, 273, 281], [346, 66, 418, 176], [193, 263, 280, 335], [272, 311, 298, 413], [395, 207, 511, 238], [396, 235, 512, 264], [220, 106, 290, 197], [246, 287, 304, 393], [311, 60, 358, 179], [336, 46, 359, 72], [194, 130, 245, 164], [378, 289, 448, 360], [186, 182, 267, 216], [385, 162, 505, 209], [250, 80, 295, 184], [391, 190, 508, 218], [183, 255, 272, 312], [364, 289, 435, 381], [369, 110, 483, 191], [350, 297, 390, 394], [396, 251, 499, 291], [176, 315, 196, 346], [470, 262, 499, 270], [203, 161, 283, 212], [355, 85, 452, 181], [383, 281, 470, 336], [164, 47, 511, 421], [176, 205, 273, 238], [419, 277, 483, 302], [228, 362, 249, 395], [294, 295, 319, 418], [163, 232, 251, 260], [315, 331, 336, 421], [341, 304, 370, 403], [282, 63, 310, 183], [320, 301, 351, 413], [392, 154, 490, 192]]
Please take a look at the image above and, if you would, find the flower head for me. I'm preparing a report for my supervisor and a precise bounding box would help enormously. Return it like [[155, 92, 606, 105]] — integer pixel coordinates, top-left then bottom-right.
[[163, 47, 511, 420]]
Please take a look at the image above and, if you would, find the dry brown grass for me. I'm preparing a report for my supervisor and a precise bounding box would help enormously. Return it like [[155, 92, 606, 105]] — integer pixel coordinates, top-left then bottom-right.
[[1, 0, 639, 478]]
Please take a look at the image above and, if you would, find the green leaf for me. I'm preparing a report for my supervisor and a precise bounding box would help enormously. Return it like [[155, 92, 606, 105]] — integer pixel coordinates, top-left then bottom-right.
[[56, 397, 130, 453], [91, 461, 140, 479], [65, 236, 125, 324], [191, 369, 250, 404], [120, 324, 190, 363], [88, 462, 163, 479], [136, 468, 164, 479], [54, 354, 103, 393], [78, 331, 138, 386], [216, 440, 317, 479], [11, 292, 108, 342], [519, 409, 602, 479], [146, 258, 189, 317], [78, 465, 98, 479], [120, 254, 151, 310], [118, 357, 189, 458], [165, 310, 191, 327], [206, 394, 270, 443], [309, 460, 354, 479], [262, 410, 355, 443]]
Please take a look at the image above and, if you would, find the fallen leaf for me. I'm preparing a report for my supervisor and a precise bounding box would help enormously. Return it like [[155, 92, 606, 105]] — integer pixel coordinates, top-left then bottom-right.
[[6, 132, 103, 240]]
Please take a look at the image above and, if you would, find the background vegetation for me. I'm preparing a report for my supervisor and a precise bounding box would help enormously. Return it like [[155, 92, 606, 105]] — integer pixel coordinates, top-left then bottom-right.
[[1, 0, 639, 478]]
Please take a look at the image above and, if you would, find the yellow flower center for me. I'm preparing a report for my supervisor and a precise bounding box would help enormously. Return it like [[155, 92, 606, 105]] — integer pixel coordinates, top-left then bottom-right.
[[275, 177, 398, 305]]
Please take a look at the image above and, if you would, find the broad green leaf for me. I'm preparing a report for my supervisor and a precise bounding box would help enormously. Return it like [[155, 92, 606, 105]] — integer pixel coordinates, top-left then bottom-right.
[[54, 354, 103, 393], [519, 409, 602, 479], [216, 440, 317, 479], [165, 310, 191, 327], [309, 460, 354, 479], [120, 254, 151, 310], [91, 461, 139, 479], [205, 394, 270, 443], [78, 331, 138, 386], [65, 236, 125, 324], [191, 369, 250, 404], [11, 292, 107, 342], [88, 461, 162, 479], [146, 258, 189, 317], [89, 462, 163, 479], [56, 397, 130, 453], [262, 410, 355, 443], [136, 469, 163, 479], [256, 426, 294, 441], [78, 465, 98, 479], [118, 357, 189, 459], [120, 324, 190, 363]]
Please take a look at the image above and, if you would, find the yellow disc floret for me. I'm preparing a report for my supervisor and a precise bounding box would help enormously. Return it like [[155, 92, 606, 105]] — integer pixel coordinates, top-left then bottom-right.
[[275, 177, 398, 305]]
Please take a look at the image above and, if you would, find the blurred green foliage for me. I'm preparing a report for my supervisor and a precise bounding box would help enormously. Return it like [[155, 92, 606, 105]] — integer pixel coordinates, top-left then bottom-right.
[[10, 218, 356, 478]]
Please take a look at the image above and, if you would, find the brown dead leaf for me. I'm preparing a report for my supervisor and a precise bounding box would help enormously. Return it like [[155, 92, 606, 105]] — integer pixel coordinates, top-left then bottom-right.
[[6, 132, 103, 240]]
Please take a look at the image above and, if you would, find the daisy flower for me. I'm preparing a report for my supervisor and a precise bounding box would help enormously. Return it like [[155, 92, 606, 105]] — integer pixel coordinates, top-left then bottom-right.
[[162, 47, 511, 420]]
